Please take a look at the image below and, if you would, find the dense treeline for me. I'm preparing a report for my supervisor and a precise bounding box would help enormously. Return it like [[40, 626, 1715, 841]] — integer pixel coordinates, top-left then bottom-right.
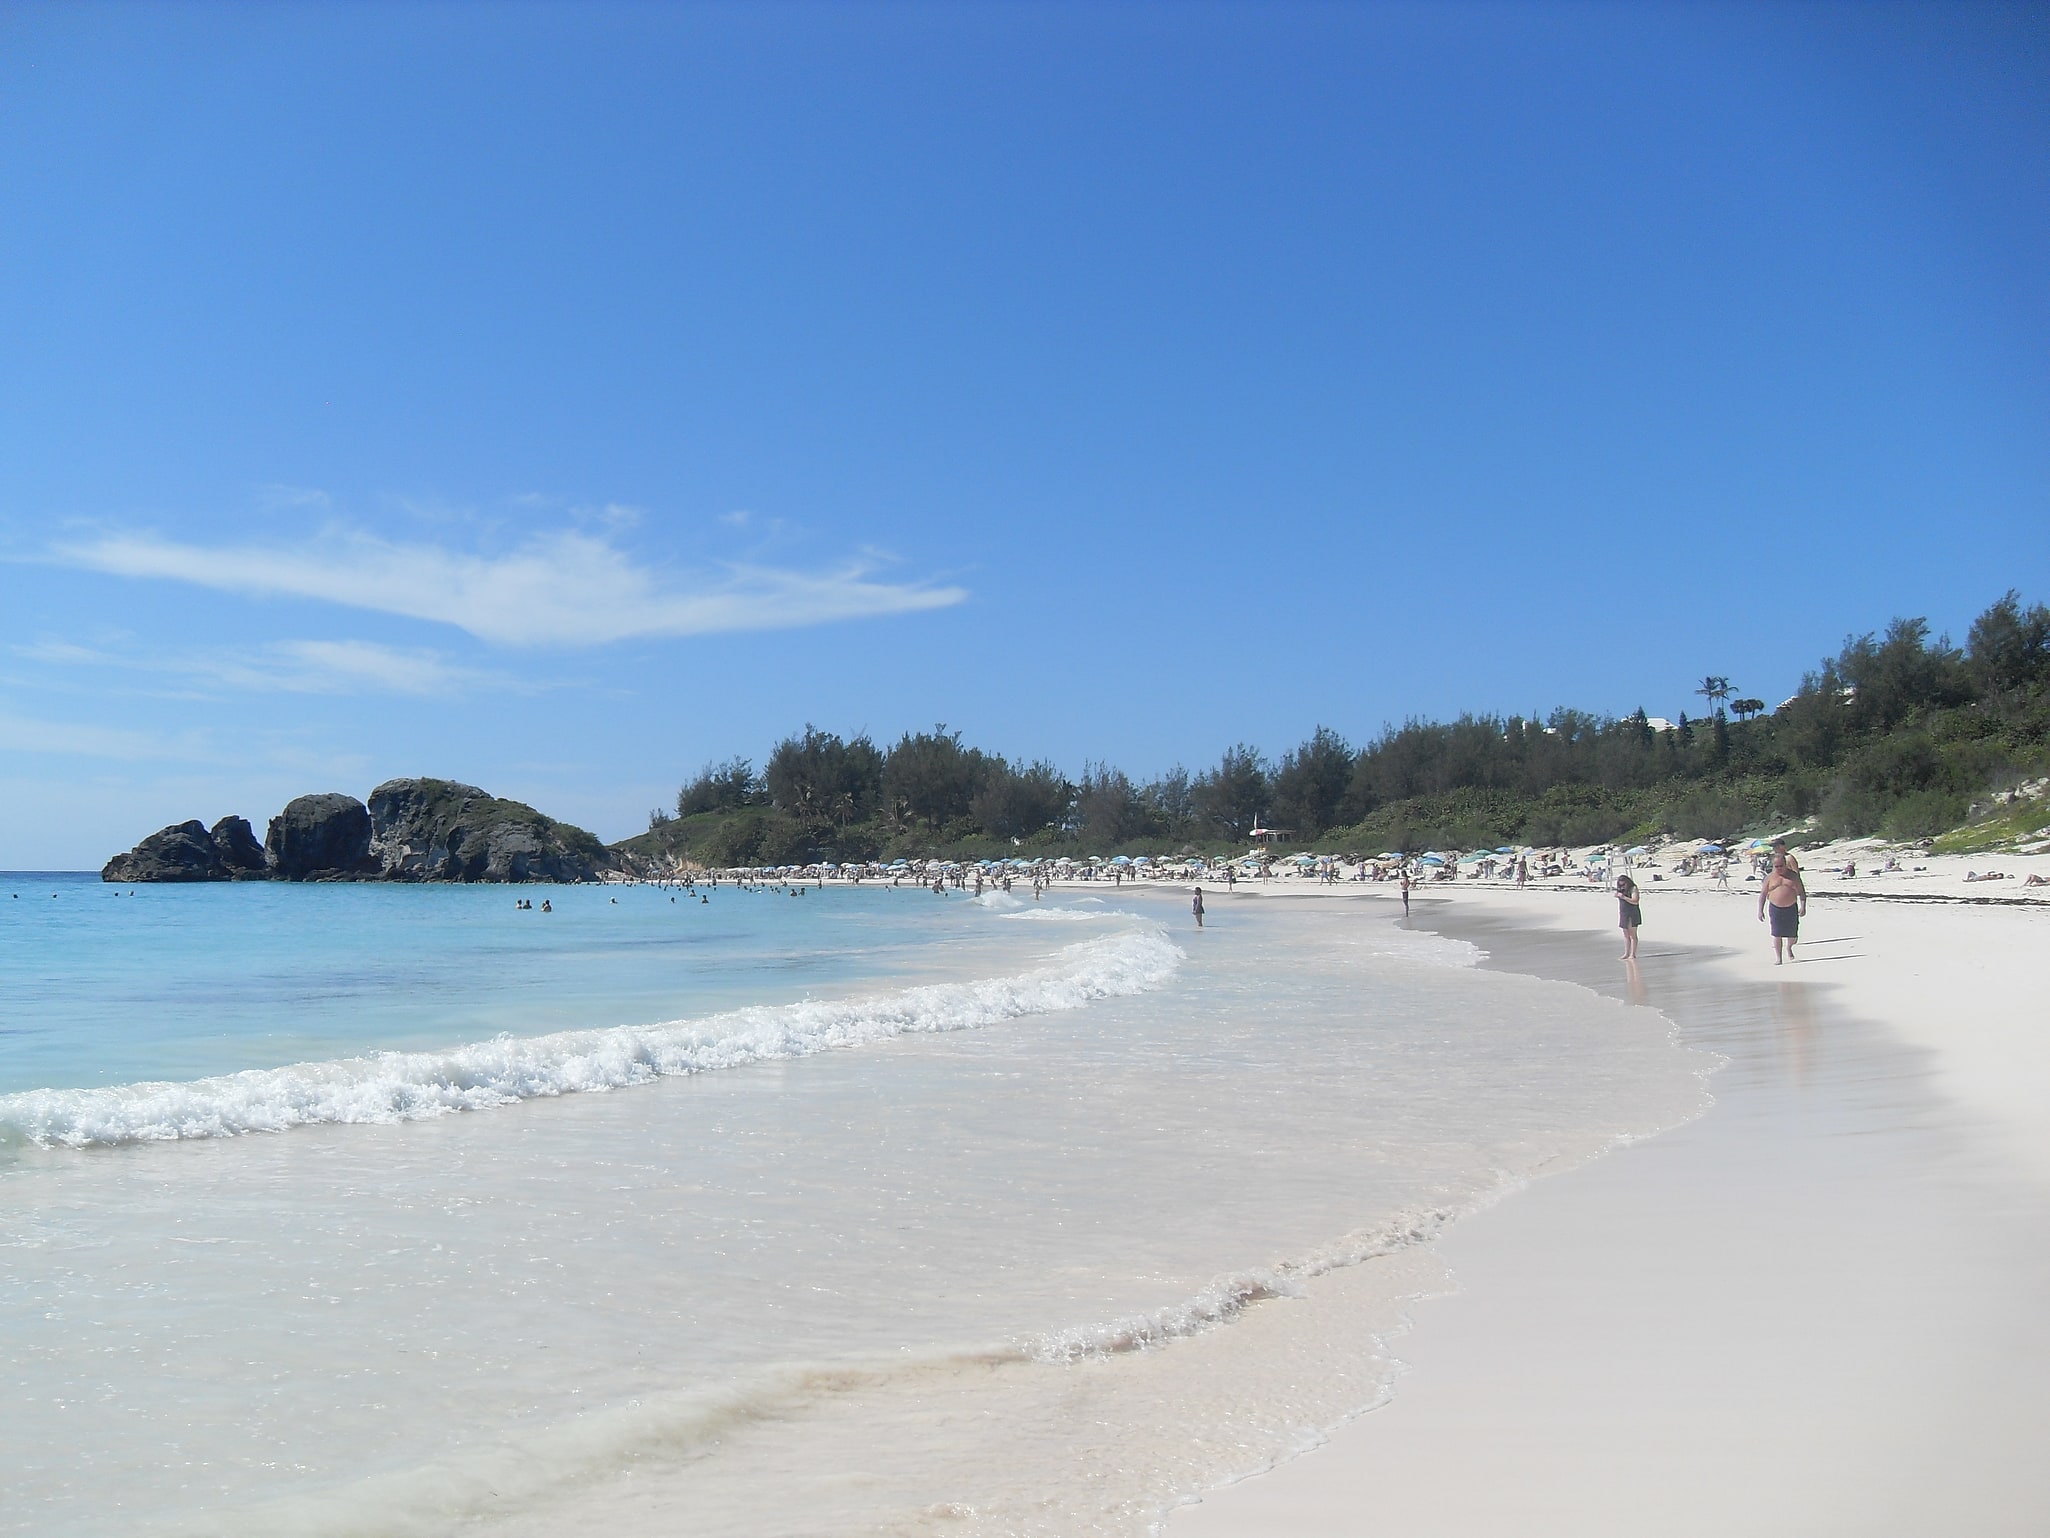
[[621, 590, 2050, 867]]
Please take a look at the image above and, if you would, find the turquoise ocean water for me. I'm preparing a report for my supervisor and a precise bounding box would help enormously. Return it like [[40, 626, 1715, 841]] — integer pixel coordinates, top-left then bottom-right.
[[0, 875, 1709, 1537], [0, 872, 1036, 1097]]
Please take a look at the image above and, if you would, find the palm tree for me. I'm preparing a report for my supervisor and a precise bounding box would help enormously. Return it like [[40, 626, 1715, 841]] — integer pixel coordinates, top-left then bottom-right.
[[1730, 697, 1766, 721], [1696, 676, 1733, 716]]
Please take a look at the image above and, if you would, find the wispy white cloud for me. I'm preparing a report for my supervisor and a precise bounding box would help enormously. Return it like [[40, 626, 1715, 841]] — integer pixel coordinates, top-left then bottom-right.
[[12, 635, 512, 699], [50, 528, 966, 647], [0, 711, 217, 763], [253, 484, 332, 512], [203, 640, 511, 696], [12, 638, 110, 667]]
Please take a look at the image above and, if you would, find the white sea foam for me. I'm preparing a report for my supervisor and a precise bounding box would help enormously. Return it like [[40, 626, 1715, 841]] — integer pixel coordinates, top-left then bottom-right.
[[1002, 905, 1141, 922], [1026, 1204, 1468, 1361], [0, 928, 1183, 1149], [1361, 925, 1487, 970]]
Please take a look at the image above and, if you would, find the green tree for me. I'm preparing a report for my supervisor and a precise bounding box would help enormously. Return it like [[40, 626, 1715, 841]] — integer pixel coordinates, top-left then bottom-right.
[[764, 728, 883, 830], [1076, 763, 1151, 847], [970, 759, 1072, 840], [677, 757, 761, 817], [1967, 589, 2050, 695], [882, 726, 993, 832], [1270, 726, 1353, 837], [1834, 618, 1967, 733], [1138, 767, 1197, 843], [1194, 743, 1269, 837]]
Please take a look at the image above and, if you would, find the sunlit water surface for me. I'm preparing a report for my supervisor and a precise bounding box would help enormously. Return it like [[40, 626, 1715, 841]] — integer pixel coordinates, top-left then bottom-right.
[[0, 876, 1709, 1536]]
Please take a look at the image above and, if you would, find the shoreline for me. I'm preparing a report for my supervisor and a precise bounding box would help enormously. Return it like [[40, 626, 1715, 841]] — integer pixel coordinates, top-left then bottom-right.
[[1170, 883, 2050, 1535]]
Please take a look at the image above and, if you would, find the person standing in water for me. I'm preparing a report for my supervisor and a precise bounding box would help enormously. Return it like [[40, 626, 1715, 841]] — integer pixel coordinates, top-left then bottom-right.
[[1758, 851, 1807, 964], [1399, 867, 1411, 914], [1191, 886, 1205, 928], [1615, 873, 1642, 960]]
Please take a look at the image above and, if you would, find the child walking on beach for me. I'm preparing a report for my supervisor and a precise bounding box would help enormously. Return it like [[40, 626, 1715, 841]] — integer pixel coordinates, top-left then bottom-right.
[[1615, 874, 1642, 960]]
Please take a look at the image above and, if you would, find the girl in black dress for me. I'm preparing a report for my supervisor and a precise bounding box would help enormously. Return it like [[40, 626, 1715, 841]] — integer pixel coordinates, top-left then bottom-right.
[[1615, 874, 1642, 960]]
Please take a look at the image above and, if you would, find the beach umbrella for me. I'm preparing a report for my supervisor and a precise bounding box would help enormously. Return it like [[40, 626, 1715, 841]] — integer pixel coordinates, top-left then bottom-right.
[[1697, 842, 1725, 854], [1111, 855, 1131, 865], [1626, 845, 1649, 856], [1418, 854, 1445, 866]]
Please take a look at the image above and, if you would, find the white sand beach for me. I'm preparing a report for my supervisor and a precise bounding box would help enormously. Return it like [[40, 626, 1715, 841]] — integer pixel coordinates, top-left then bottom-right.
[[1172, 881, 2050, 1536]]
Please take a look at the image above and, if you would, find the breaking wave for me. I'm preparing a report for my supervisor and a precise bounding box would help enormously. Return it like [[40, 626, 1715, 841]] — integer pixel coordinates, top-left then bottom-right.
[[0, 929, 1183, 1149]]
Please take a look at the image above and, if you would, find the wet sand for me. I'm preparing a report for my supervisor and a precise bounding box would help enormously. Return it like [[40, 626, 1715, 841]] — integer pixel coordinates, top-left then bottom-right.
[[1174, 892, 2050, 1536]]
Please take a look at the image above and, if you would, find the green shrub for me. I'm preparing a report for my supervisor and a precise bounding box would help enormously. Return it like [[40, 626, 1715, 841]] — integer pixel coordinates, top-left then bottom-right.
[[1661, 787, 1753, 840], [1817, 785, 1885, 839], [1880, 790, 1969, 841]]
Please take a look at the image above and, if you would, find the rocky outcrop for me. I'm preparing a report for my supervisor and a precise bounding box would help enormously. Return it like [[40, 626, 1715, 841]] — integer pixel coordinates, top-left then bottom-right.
[[367, 778, 612, 883], [101, 821, 229, 883], [103, 780, 615, 883], [211, 816, 268, 875], [264, 794, 378, 879]]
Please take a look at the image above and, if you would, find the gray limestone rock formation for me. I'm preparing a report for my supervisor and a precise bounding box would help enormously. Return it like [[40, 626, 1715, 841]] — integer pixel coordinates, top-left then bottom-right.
[[264, 793, 377, 879], [367, 778, 611, 883], [210, 816, 269, 876], [100, 821, 226, 883], [102, 781, 611, 883]]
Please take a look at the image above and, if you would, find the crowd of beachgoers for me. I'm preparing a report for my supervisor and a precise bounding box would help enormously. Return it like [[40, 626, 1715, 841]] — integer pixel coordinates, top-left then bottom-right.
[[608, 830, 2049, 903]]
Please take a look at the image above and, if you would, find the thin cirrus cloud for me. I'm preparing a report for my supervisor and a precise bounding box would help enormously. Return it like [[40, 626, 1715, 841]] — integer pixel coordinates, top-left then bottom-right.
[[0, 709, 217, 763], [51, 529, 969, 647], [12, 636, 508, 698], [208, 639, 510, 697]]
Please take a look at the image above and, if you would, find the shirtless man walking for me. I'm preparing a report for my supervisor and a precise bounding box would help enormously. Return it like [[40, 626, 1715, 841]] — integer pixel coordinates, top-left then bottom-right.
[[1757, 851, 1808, 964]]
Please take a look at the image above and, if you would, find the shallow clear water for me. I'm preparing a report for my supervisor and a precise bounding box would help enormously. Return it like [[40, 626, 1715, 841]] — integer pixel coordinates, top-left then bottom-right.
[[0, 873, 1035, 1095], [0, 879, 1710, 1536]]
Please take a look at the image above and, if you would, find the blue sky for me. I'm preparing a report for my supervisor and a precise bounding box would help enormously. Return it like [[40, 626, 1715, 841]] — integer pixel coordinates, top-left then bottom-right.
[[3, 1, 2045, 867]]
